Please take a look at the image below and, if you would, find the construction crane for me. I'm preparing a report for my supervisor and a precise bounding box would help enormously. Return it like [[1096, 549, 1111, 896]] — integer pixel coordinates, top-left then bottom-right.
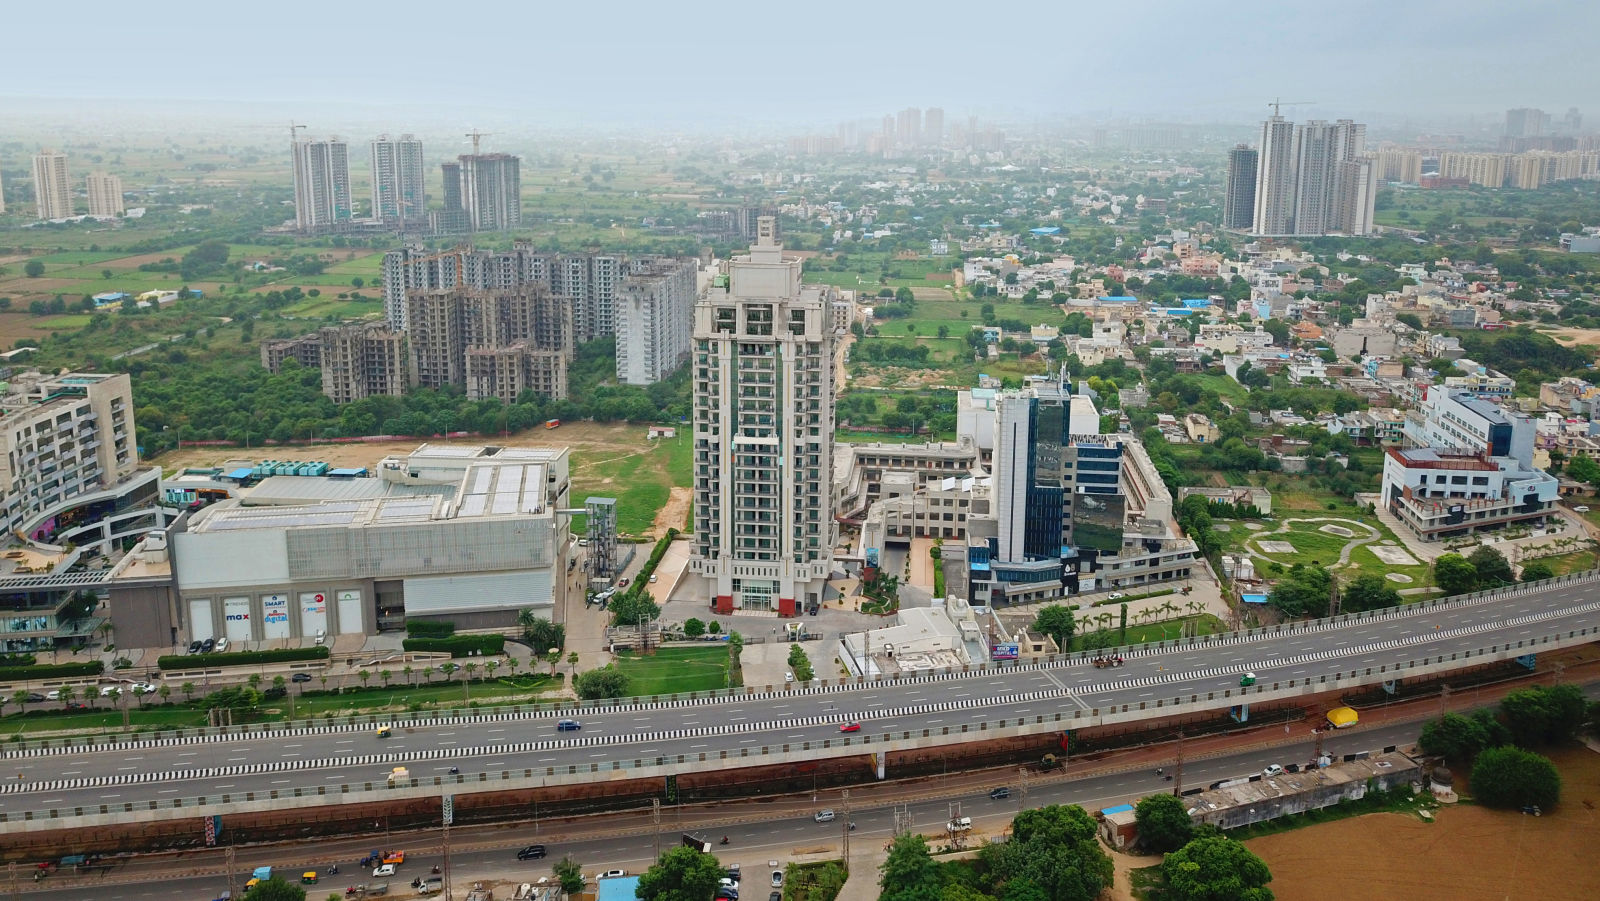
[[288, 122, 306, 146], [465, 130, 492, 156], [1268, 99, 1317, 117]]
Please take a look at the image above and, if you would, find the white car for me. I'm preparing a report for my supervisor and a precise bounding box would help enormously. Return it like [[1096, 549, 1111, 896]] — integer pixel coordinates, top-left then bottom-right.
[[1107, 591, 1126, 600], [99, 685, 121, 697], [373, 865, 397, 878], [1262, 764, 1285, 778], [598, 870, 627, 879]]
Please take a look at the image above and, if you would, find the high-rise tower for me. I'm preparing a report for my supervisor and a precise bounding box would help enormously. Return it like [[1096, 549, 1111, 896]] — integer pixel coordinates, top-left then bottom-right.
[[1223, 144, 1258, 231], [1251, 116, 1297, 236], [32, 150, 72, 220], [291, 137, 352, 232], [689, 217, 836, 615], [370, 135, 425, 228]]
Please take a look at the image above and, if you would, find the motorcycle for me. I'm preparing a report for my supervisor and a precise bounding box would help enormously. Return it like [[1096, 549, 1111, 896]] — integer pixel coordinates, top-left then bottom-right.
[[431, 866, 442, 875], [328, 866, 339, 876], [719, 837, 730, 846], [449, 767, 459, 775]]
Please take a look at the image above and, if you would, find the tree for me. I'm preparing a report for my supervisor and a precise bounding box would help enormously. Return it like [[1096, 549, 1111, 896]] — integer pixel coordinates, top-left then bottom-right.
[[982, 805, 1111, 901], [787, 644, 814, 682], [1520, 560, 1554, 583], [1134, 793, 1194, 853], [553, 857, 586, 896], [1470, 746, 1561, 809], [637, 846, 724, 901], [1162, 835, 1274, 901], [24, 260, 45, 278], [879, 833, 940, 901], [1500, 684, 1589, 746], [1565, 454, 1600, 486], [573, 667, 631, 700], [544, 651, 561, 675], [1466, 546, 1514, 588], [1418, 712, 1490, 761], [1340, 573, 1401, 613], [246, 879, 307, 901], [610, 592, 660, 627], [683, 617, 706, 638], [1033, 604, 1075, 652], [1432, 553, 1479, 596], [1268, 565, 1332, 618]]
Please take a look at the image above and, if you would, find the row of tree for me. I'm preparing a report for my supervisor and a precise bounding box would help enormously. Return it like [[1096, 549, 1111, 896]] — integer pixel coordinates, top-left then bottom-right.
[[1417, 683, 1597, 809]]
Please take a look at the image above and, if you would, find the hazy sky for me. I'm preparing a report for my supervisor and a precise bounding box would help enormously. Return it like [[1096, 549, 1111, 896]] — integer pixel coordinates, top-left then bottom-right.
[[6, 0, 1597, 129]]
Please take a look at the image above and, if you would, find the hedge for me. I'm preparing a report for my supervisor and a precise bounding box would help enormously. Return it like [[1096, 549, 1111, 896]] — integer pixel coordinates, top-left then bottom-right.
[[157, 647, 331, 671], [0, 660, 104, 682], [405, 620, 456, 638], [0, 653, 38, 668], [402, 635, 505, 658]]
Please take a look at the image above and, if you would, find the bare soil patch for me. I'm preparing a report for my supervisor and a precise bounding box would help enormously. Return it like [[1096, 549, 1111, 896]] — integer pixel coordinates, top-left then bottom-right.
[[1536, 326, 1600, 348], [1246, 745, 1600, 901], [652, 486, 692, 538]]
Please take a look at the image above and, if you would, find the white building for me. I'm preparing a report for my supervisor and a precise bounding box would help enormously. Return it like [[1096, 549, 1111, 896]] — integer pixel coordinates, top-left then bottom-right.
[[291, 138, 352, 233], [84, 172, 125, 217], [1384, 389, 1559, 541], [1252, 116, 1297, 236], [615, 258, 698, 385], [689, 217, 836, 615], [32, 150, 72, 220], [370, 134, 426, 228], [171, 445, 573, 643]]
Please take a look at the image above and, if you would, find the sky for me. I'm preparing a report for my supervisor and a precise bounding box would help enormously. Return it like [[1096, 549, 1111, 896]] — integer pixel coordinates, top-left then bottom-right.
[[5, 0, 1598, 131]]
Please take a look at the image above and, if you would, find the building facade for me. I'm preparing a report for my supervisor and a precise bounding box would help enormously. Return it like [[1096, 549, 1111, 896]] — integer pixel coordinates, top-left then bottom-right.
[[291, 138, 352, 233], [84, 172, 125, 217], [370, 134, 425, 228], [689, 217, 836, 615], [32, 150, 72, 220], [1252, 116, 1297, 236], [1224, 144, 1258, 231], [405, 286, 572, 400], [317, 321, 408, 404], [450, 153, 520, 232], [615, 257, 698, 385]]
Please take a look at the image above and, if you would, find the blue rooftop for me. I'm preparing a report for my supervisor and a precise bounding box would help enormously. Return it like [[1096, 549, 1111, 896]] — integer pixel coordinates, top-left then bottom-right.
[[597, 876, 640, 901], [225, 467, 254, 480], [1101, 295, 1139, 303], [1030, 226, 1061, 235], [1181, 298, 1211, 308], [1101, 803, 1134, 815], [1242, 593, 1268, 605]]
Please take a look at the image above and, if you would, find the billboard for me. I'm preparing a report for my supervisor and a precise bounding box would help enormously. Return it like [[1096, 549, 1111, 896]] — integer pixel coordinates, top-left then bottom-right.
[[222, 596, 252, 641], [300, 592, 328, 636], [1073, 491, 1125, 554], [991, 643, 1020, 660], [262, 594, 291, 639]]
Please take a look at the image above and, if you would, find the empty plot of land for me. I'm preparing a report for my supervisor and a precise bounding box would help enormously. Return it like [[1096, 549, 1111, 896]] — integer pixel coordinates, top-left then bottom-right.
[[1369, 545, 1421, 566], [1257, 540, 1297, 554]]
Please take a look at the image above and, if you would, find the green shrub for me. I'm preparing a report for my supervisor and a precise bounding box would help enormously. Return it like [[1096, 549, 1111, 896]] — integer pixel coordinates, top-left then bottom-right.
[[405, 620, 456, 638], [0, 661, 104, 681], [157, 647, 330, 670], [402, 635, 505, 658], [0, 653, 38, 667]]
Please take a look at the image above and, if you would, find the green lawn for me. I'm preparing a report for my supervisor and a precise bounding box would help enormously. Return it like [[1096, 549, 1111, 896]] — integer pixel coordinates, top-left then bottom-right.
[[1523, 548, 1600, 576], [1071, 614, 1224, 651], [570, 433, 688, 538], [614, 646, 730, 695]]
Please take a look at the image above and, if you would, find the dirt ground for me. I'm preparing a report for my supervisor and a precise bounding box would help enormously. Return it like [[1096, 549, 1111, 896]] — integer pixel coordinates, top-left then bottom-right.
[[651, 486, 692, 538], [1246, 745, 1600, 901], [1536, 326, 1600, 348]]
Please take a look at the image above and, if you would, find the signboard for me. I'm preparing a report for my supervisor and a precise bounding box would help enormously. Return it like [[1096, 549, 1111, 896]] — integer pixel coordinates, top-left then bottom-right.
[[336, 590, 363, 634], [204, 815, 220, 846], [442, 795, 454, 826], [262, 594, 291, 639], [222, 596, 252, 641], [300, 592, 328, 636], [990, 643, 1020, 661]]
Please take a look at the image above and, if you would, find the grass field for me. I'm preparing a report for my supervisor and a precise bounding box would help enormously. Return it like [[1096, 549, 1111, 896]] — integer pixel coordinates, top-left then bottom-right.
[[1070, 613, 1223, 650], [613, 646, 730, 694]]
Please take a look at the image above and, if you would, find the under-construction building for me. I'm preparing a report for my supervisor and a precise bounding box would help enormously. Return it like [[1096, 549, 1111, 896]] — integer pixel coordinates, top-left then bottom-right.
[[317, 322, 408, 404], [406, 286, 573, 400], [616, 256, 699, 385], [260, 332, 324, 373]]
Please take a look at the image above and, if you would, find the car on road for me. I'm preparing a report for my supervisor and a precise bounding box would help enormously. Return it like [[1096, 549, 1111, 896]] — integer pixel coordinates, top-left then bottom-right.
[[649, 574, 658, 583], [557, 719, 582, 731], [785, 672, 794, 683], [24, 692, 44, 703], [131, 682, 156, 695], [839, 722, 861, 733], [45, 689, 61, 701], [372, 866, 396, 878], [1262, 764, 1285, 777], [291, 673, 312, 683], [1107, 592, 1125, 600], [516, 845, 546, 860], [598, 870, 627, 879], [617, 578, 629, 588], [988, 787, 1011, 800], [100, 685, 121, 697], [814, 809, 836, 823]]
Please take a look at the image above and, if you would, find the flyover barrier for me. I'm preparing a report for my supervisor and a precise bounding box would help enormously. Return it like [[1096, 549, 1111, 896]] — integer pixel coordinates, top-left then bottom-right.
[[6, 614, 1598, 832], [6, 568, 1596, 758]]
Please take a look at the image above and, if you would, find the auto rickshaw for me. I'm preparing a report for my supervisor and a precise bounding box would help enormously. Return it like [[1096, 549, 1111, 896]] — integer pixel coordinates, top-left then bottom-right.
[[302, 873, 320, 885], [376, 726, 392, 739], [1239, 672, 1257, 687]]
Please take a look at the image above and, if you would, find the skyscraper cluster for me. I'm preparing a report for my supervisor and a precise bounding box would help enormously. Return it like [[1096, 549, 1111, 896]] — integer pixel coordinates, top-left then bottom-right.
[[1228, 115, 1377, 237]]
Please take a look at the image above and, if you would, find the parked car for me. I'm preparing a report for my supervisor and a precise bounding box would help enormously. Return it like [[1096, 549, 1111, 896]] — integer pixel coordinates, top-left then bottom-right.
[[715, 890, 737, 901], [557, 719, 582, 732], [201, 638, 216, 654], [516, 846, 546, 861], [988, 787, 1011, 800], [839, 722, 861, 733], [24, 692, 44, 703], [45, 689, 61, 701], [188, 640, 204, 654], [1262, 764, 1285, 777], [214, 637, 229, 653], [99, 685, 120, 697], [649, 574, 658, 583], [771, 872, 784, 888], [314, 629, 327, 646], [785, 672, 794, 683], [598, 870, 627, 879], [291, 673, 312, 683], [1107, 592, 1125, 600], [131, 682, 156, 695]]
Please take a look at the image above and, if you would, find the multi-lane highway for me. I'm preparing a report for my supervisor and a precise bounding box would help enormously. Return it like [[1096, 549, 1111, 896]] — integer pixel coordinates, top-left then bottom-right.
[[4, 575, 1598, 817], [16, 718, 1427, 901]]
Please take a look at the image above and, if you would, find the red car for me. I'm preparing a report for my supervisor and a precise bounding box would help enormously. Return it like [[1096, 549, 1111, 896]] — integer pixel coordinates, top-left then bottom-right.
[[839, 722, 861, 733]]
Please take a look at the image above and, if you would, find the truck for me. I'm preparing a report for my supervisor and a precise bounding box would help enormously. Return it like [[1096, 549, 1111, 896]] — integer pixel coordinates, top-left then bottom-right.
[[368, 885, 390, 897], [465, 883, 493, 901], [682, 833, 713, 854], [946, 817, 972, 833], [544, 419, 560, 430], [417, 880, 444, 896], [387, 767, 410, 787]]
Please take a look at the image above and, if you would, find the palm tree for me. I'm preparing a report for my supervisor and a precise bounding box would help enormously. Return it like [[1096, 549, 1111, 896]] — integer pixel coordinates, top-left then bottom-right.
[[440, 663, 457, 683], [505, 657, 520, 679], [358, 670, 371, 688], [380, 669, 393, 688], [318, 674, 329, 692], [58, 685, 77, 708], [485, 660, 500, 681], [158, 684, 171, 705], [422, 665, 436, 684], [464, 662, 478, 684], [403, 665, 415, 686], [13, 689, 30, 712]]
